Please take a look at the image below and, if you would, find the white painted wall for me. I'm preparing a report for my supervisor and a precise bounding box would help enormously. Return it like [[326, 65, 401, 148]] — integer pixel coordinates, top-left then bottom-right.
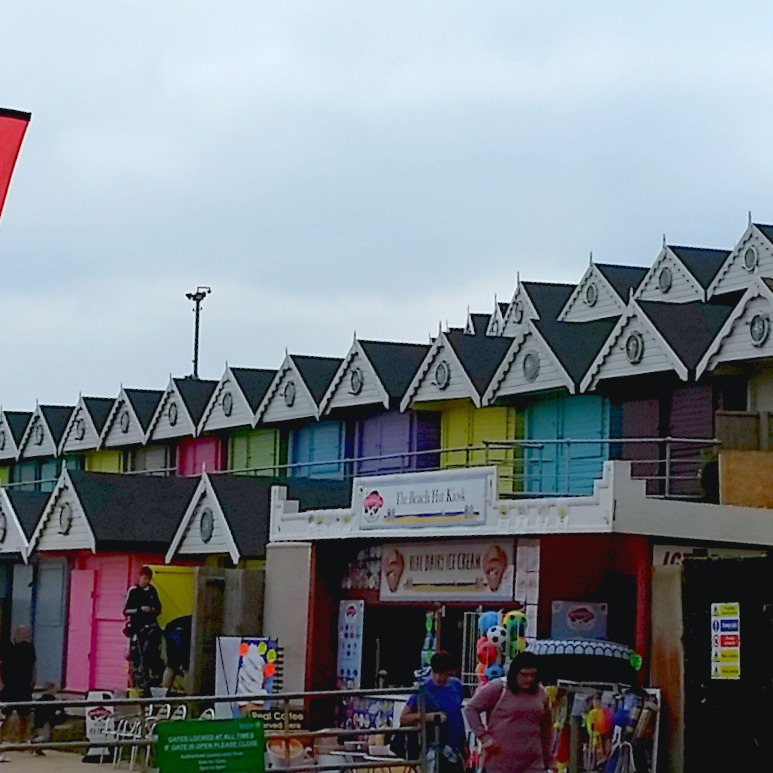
[[636, 252, 703, 304]]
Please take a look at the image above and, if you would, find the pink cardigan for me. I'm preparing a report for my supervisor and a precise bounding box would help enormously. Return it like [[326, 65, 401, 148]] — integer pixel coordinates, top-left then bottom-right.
[[463, 680, 552, 773]]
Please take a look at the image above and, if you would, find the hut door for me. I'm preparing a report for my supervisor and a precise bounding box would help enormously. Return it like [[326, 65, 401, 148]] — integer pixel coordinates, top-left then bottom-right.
[[526, 397, 559, 493], [33, 557, 68, 688], [65, 569, 96, 693], [561, 395, 607, 494]]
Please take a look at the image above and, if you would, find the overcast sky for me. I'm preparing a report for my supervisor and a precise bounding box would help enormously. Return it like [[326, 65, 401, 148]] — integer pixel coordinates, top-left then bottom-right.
[[1, 2, 772, 409]]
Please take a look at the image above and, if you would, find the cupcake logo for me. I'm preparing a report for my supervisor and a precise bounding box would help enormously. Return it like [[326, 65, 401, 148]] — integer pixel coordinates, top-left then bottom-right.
[[362, 491, 384, 523]]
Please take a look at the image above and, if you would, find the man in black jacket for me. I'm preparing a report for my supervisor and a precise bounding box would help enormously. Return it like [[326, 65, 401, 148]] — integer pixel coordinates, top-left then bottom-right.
[[123, 566, 163, 696]]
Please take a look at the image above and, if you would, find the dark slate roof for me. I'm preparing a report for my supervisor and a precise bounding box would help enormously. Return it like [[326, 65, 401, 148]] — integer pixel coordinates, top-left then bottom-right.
[[231, 368, 276, 413], [6, 490, 49, 540], [83, 397, 115, 435], [293, 356, 343, 405], [68, 471, 197, 548], [4, 411, 31, 446], [445, 328, 513, 396], [596, 264, 648, 301], [522, 282, 575, 320], [532, 317, 619, 384], [174, 378, 218, 425], [208, 475, 351, 558], [763, 277, 773, 294], [669, 246, 730, 289], [40, 405, 74, 446], [466, 313, 491, 336], [638, 300, 738, 370], [124, 389, 164, 432], [754, 223, 773, 244], [359, 340, 430, 399]]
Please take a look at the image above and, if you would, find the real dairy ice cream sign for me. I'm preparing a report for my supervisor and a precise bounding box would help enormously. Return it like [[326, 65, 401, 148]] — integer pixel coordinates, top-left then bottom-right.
[[355, 467, 495, 531], [380, 539, 515, 601]]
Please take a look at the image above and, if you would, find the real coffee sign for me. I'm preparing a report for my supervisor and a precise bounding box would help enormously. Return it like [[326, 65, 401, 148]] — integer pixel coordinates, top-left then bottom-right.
[[380, 539, 514, 601], [355, 467, 494, 530]]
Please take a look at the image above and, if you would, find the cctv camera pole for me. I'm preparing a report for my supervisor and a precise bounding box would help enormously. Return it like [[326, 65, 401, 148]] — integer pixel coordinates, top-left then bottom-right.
[[186, 286, 211, 379]]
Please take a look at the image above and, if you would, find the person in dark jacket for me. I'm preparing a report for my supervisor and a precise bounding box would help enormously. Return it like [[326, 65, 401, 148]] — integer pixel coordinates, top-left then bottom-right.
[[123, 566, 163, 696]]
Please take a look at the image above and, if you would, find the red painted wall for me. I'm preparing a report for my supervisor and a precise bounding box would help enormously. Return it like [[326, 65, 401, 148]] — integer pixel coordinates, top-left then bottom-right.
[[177, 437, 223, 476]]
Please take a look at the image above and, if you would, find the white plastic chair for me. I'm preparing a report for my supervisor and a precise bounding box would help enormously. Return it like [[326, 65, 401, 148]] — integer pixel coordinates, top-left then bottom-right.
[[171, 704, 188, 721], [198, 708, 215, 720], [154, 703, 172, 721]]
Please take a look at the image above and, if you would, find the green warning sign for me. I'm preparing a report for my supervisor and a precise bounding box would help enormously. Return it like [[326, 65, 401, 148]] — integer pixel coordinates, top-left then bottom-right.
[[156, 718, 265, 773]]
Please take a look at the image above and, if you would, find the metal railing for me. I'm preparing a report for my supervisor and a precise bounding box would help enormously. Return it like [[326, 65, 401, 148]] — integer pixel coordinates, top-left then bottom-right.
[[2, 436, 721, 500], [0, 686, 433, 772]]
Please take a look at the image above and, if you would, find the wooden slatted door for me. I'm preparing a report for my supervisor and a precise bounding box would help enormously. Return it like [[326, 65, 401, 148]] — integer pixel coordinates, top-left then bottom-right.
[[65, 569, 96, 693], [290, 421, 345, 480], [526, 396, 560, 493], [34, 558, 69, 688], [561, 395, 608, 495]]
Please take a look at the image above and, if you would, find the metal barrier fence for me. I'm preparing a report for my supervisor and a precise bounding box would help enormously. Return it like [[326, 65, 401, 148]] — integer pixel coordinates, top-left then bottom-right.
[[2, 436, 720, 500], [0, 686, 434, 773]]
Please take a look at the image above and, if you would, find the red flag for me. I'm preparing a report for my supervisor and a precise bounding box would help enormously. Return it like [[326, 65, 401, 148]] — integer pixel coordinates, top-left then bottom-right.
[[0, 108, 31, 223]]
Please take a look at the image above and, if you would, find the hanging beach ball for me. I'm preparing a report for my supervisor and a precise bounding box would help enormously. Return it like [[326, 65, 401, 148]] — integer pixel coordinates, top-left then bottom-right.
[[478, 611, 499, 635]]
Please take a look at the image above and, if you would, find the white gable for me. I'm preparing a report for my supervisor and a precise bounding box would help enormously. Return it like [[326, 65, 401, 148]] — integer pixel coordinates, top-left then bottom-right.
[[635, 248, 704, 304], [502, 285, 539, 337], [0, 490, 33, 560], [0, 413, 23, 462], [60, 400, 100, 455], [101, 391, 146, 449], [18, 407, 58, 460], [30, 471, 95, 553], [698, 281, 773, 377], [257, 357, 318, 424], [483, 328, 573, 404], [581, 305, 687, 392], [559, 265, 625, 323], [400, 333, 479, 411], [198, 368, 255, 434], [147, 379, 197, 442], [486, 303, 506, 337], [166, 476, 240, 564], [708, 225, 773, 298], [320, 343, 389, 415]]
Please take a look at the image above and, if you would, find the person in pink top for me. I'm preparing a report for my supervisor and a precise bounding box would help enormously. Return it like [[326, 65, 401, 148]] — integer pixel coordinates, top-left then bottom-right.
[[463, 652, 552, 773]]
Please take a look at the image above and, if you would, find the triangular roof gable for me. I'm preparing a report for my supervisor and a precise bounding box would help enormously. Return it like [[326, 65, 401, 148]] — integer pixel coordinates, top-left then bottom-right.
[[580, 301, 689, 392], [707, 223, 773, 299], [166, 475, 241, 564], [147, 377, 217, 442], [635, 246, 706, 303], [320, 340, 390, 414], [321, 339, 430, 414], [0, 488, 45, 561], [697, 277, 773, 378], [485, 301, 507, 336], [464, 312, 491, 336], [400, 331, 483, 410], [0, 411, 31, 461], [18, 404, 73, 459], [60, 396, 114, 454], [558, 263, 630, 322], [502, 282, 540, 336], [256, 354, 323, 424], [100, 388, 163, 448], [199, 366, 276, 434], [29, 469, 96, 553], [483, 327, 574, 404]]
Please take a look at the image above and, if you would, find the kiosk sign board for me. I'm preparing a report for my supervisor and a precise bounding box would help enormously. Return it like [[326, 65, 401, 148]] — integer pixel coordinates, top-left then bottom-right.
[[156, 718, 265, 773], [711, 602, 741, 680], [380, 539, 514, 601], [355, 467, 495, 530]]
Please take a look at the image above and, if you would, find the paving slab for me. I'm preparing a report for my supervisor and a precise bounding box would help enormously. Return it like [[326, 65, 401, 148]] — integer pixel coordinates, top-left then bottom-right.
[[0, 750, 157, 771]]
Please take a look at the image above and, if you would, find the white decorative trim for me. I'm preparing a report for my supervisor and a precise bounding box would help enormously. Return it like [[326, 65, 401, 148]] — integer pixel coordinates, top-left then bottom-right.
[[146, 377, 197, 442], [634, 247, 705, 302], [557, 265, 625, 321], [0, 488, 34, 562], [254, 355, 322, 425], [98, 388, 146, 449], [318, 341, 390, 416]]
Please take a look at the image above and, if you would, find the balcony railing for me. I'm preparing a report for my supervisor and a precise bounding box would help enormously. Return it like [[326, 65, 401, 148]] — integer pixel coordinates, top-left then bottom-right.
[[1, 436, 720, 501]]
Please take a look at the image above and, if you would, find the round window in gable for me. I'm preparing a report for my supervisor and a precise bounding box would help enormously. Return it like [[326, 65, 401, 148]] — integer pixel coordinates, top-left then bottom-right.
[[199, 507, 214, 544], [750, 313, 770, 347], [434, 360, 451, 390], [119, 410, 131, 434], [58, 503, 73, 535], [33, 424, 44, 446], [283, 380, 296, 408], [512, 301, 524, 324], [350, 368, 364, 395], [584, 282, 598, 307], [522, 351, 540, 382], [74, 418, 86, 441], [0, 430, 6, 452], [658, 266, 673, 293], [625, 331, 645, 364], [168, 402, 179, 427], [743, 245, 759, 272], [222, 391, 234, 417], [0, 510, 7, 544]]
